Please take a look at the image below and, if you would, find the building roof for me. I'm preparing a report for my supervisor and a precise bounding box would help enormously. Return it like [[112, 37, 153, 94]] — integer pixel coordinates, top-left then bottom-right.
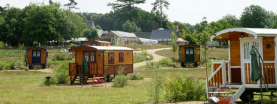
[[135, 32, 151, 39], [83, 21, 96, 30], [94, 40, 111, 43], [150, 29, 177, 41], [211, 28, 277, 41], [176, 38, 188, 42], [111, 31, 137, 38], [26, 47, 47, 51], [71, 37, 88, 42], [69, 45, 133, 51]]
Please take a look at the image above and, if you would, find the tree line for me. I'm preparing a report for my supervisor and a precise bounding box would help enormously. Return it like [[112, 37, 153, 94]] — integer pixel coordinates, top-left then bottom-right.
[[0, 0, 277, 46]]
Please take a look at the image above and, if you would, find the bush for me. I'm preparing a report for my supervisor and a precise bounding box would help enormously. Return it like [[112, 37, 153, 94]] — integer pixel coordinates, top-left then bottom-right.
[[52, 53, 72, 61], [5, 61, 16, 70], [69, 43, 76, 49], [149, 72, 164, 103], [55, 63, 69, 84], [42, 76, 57, 86], [113, 74, 128, 87], [0, 63, 3, 71], [129, 73, 144, 80], [134, 51, 153, 63], [158, 58, 172, 67], [145, 61, 160, 69], [163, 76, 206, 102]]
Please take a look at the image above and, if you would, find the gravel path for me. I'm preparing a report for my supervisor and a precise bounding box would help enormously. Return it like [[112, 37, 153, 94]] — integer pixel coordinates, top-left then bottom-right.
[[133, 48, 171, 69]]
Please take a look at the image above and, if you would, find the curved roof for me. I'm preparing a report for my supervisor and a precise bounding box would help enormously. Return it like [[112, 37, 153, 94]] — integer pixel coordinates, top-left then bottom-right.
[[26, 47, 47, 51], [211, 28, 277, 41], [69, 45, 133, 51]]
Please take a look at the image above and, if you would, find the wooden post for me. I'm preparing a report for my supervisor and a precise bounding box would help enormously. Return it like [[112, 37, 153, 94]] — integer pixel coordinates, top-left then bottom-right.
[[222, 59, 226, 87]]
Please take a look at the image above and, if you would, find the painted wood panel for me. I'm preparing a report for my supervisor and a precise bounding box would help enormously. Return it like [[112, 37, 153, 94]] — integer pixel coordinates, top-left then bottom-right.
[[76, 50, 83, 65], [263, 37, 275, 61], [26, 48, 47, 64], [104, 50, 133, 65], [230, 39, 241, 66], [179, 45, 200, 62]]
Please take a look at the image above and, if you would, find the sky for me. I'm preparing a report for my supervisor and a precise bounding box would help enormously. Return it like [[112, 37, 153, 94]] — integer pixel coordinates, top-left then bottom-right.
[[1, 0, 277, 25]]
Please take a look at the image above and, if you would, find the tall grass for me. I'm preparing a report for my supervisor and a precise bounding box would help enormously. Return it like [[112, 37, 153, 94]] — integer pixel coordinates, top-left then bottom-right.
[[52, 53, 73, 61], [129, 73, 144, 80], [134, 50, 153, 63], [163, 76, 206, 102], [149, 71, 164, 103]]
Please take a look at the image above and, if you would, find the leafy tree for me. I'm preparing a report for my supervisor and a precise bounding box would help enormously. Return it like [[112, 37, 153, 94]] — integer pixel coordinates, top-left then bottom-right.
[[151, 0, 170, 28], [95, 25, 102, 30], [108, 0, 145, 21], [1, 7, 22, 46], [64, 0, 78, 10], [240, 5, 276, 28], [84, 29, 99, 40], [171, 32, 178, 62], [122, 20, 141, 32]]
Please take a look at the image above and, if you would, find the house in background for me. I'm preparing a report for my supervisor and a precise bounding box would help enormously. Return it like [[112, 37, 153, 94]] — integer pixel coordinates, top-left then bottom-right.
[[176, 38, 189, 45], [135, 32, 151, 39], [101, 31, 138, 45], [150, 28, 178, 45], [83, 20, 96, 30], [86, 40, 111, 46]]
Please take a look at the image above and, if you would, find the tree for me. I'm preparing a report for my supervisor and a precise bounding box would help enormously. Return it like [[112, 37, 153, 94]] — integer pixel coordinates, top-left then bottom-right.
[[108, 0, 145, 21], [64, 0, 78, 10], [122, 20, 141, 32], [84, 29, 99, 40], [240, 5, 276, 28], [151, 0, 170, 28], [95, 25, 102, 30], [171, 32, 178, 62]]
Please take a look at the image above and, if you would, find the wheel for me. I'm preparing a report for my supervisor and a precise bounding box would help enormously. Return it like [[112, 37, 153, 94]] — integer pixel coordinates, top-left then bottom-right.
[[42, 65, 46, 69], [181, 62, 185, 67], [106, 75, 111, 82], [194, 62, 198, 67], [29, 65, 33, 69], [239, 91, 254, 102]]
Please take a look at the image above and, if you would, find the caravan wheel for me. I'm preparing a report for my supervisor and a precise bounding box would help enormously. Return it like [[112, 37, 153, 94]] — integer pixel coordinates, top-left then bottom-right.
[[239, 91, 254, 102]]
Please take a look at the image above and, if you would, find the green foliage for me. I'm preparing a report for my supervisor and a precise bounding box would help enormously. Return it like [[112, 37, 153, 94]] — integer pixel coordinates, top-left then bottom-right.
[[171, 32, 178, 52], [42, 76, 57, 86], [163, 76, 206, 102], [5, 60, 16, 70], [134, 50, 153, 63], [149, 72, 163, 103], [83, 29, 99, 40], [151, 0, 170, 28], [55, 63, 70, 84], [0, 62, 3, 71], [240, 5, 277, 28], [95, 25, 102, 30], [0, 41, 4, 49], [69, 43, 76, 49], [145, 61, 160, 69], [122, 20, 141, 32], [113, 74, 128, 87], [52, 53, 72, 61], [158, 58, 172, 67], [129, 73, 144, 80]]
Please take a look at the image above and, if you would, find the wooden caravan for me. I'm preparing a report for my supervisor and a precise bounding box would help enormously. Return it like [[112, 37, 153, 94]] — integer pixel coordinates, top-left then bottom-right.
[[179, 45, 200, 67], [25, 47, 48, 69], [68, 45, 133, 85], [207, 28, 277, 103], [86, 40, 111, 46]]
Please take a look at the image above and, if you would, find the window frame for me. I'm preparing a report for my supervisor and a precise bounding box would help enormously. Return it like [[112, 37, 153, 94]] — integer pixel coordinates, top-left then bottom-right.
[[108, 52, 115, 64], [119, 52, 124, 62]]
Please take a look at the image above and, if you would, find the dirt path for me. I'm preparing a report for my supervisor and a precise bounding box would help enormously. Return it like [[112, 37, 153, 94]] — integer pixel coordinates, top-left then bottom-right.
[[133, 48, 171, 69]]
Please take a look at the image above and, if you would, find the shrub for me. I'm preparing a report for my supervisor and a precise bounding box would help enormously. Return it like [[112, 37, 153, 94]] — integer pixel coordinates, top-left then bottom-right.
[[5, 61, 16, 70], [129, 73, 144, 80], [145, 61, 160, 69], [158, 58, 172, 67], [163, 76, 206, 102], [134, 51, 153, 63], [0, 63, 3, 71], [149, 72, 163, 103], [113, 74, 128, 87], [52, 53, 72, 61], [42, 76, 57, 86], [69, 43, 76, 49], [55, 63, 69, 84]]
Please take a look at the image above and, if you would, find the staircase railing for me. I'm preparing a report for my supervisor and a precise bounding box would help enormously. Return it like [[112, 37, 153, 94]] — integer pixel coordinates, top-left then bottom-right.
[[230, 84, 245, 104]]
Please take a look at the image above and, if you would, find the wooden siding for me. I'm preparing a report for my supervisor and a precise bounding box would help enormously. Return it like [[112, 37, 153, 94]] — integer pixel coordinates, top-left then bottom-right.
[[263, 37, 275, 61], [230, 39, 241, 66], [179, 45, 200, 62], [104, 50, 133, 65], [26, 48, 47, 64], [97, 51, 104, 75], [75, 50, 83, 65]]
